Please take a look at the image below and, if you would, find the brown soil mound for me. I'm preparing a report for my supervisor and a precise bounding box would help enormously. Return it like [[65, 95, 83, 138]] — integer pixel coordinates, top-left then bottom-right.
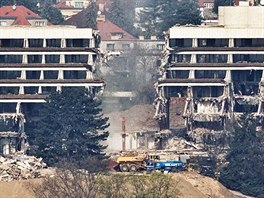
[[0, 172, 250, 198]]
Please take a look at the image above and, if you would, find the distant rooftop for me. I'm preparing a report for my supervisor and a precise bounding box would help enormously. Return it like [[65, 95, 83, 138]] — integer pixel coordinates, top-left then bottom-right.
[[0, 5, 48, 26]]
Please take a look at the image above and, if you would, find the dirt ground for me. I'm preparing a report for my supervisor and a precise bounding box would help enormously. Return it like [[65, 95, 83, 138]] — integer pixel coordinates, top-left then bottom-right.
[[0, 172, 252, 198]]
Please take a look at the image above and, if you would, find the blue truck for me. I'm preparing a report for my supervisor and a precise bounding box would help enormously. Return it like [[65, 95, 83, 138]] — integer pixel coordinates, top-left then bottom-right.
[[146, 160, 185, 173]]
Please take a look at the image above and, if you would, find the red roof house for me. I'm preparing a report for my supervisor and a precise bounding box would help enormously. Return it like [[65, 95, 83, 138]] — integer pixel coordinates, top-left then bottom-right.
[[97, 20, 136, 41], [0, 5, 50, 26]]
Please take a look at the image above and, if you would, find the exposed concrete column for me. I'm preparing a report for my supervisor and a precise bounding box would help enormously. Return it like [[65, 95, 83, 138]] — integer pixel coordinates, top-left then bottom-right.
[[190, 54, 196, 63], [22, 55, 28, 64], [16, 102, 21, 114], [189, 70, 195, 79], [42, 54, 45, 64], [23, 38, 28, 48], [38, 68, 43, 95], [86, 70, 93, 80], [61, 38, 66, 48], [257, 101, 262, 115], [87, 54, 93, 65], [19, 86, 24, 94], [227, 54, 233, 63], [20, 70, 26, 79], [56, 86, 62, 92], [228, 38, 234, 47], [39, 70, 44, 80], [261, 70, 264, 82], [192, 38, 198, 47], [38, 86, 42, 94], [225, 70, 231, 82], [60, 54, 65, 64], [43, 39, 46, 48], [90, 38, 95, 48], [58, 70, 64, 80]]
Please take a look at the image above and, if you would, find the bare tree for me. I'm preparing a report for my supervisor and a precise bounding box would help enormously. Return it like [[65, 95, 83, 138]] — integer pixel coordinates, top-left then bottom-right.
[[30, 168, 99, 198], [30, 170, 180, 198]]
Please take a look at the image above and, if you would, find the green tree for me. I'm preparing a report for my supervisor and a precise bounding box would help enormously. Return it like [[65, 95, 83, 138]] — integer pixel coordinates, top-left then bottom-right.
[[213, 0, 233, 14], [106, 0, 137, 36], [27, 87, 109, 167], [40, 3, 64, 25], [138, 0, 170, 38], [174, 0, 202, 26], [0, 0, 39, 13], [139, 0, 201, 38], [107, 0, 126, 28], [219, 114, 264, 196], [84, 1, 98, 29]]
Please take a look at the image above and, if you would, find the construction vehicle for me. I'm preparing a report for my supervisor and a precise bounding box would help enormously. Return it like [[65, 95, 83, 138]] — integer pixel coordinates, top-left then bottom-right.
[[115, 152, 148, 172], [114, 151, 185, 173], [146, 160, 185, 173]]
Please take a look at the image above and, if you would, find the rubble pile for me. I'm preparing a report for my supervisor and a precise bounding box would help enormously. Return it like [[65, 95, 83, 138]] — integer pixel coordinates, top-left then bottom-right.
[[0, 155, 48, 181], [164, 137, 201, 151]]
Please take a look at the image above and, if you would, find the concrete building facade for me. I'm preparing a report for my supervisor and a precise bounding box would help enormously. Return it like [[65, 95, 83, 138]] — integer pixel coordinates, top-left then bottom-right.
[[0, 26, 103, 155], [155, 5, 264, 135]]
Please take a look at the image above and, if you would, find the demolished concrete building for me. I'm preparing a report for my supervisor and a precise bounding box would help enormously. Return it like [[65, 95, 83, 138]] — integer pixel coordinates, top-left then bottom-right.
[[155, 5, 264, 136], [0, 26, 103, 155]]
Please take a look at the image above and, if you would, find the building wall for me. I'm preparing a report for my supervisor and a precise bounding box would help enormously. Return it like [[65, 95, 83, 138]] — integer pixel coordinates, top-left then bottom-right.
[[219, 6, 264, 28]]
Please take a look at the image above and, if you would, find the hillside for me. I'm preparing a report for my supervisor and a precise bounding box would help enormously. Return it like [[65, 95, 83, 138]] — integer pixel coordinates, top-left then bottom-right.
[[0, 172, 252, 198]]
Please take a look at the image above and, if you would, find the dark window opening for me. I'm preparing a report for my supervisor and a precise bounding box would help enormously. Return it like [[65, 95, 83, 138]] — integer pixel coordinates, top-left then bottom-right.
[[26, 71, 40, 79], [0, 39, 23, 48], [45, 55, 60, 63], [46, 39, 61, 47], [65, 55, 88, 63], [66, 39, 89, 47], [169, 39, 192, 48], [28, 39, 43, 47], [44, 71, 58, 79], [0, 55, 22, 63], [167, 70, 189, 79], [28, 55, 42, 64], [64, 71, 86, 79]]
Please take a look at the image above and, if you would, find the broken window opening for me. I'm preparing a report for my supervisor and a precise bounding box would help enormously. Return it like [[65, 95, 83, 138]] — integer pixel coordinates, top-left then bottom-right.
[[167, 70, 189, 79], [193, 121, 224, 131], [164, 87, 187, 98], [197, 54, 227, 63], [193, 87, 224, 98], [195, 70, 226, 79], [234, 101, 258, 113], [169, 54, 191, 63], [198, 39, 228, 47]]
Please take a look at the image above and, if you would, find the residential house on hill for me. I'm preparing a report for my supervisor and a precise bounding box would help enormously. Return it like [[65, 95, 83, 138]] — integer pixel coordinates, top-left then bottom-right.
[[0, 5, 49, 26]]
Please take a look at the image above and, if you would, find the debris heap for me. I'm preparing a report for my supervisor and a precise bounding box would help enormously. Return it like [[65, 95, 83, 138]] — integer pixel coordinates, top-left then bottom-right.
[[0, 155, 47, 182]]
